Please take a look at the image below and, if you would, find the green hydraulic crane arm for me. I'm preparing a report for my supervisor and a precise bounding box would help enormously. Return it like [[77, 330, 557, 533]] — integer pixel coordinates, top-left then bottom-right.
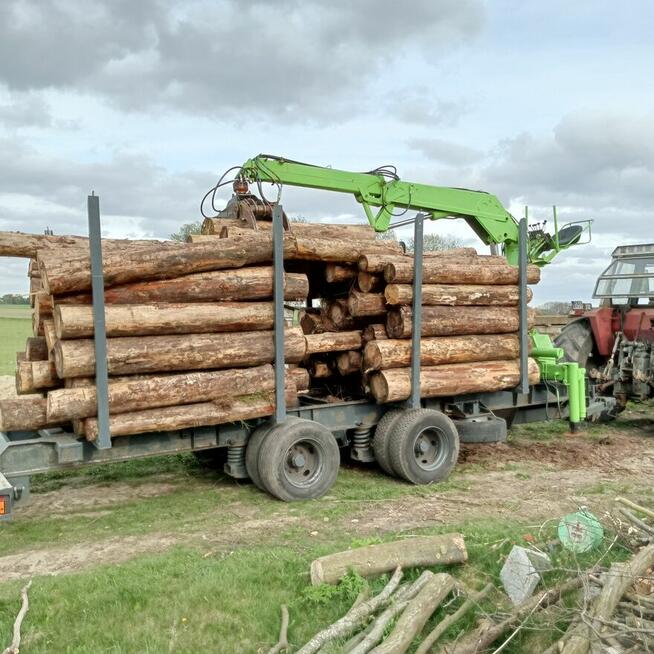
[[238, 154, 590, 266]]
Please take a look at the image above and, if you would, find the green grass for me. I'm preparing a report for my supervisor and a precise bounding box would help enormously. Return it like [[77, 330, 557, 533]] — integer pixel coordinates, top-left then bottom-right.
[[0, 306, 31, 375], [0, 518, 631, 654]]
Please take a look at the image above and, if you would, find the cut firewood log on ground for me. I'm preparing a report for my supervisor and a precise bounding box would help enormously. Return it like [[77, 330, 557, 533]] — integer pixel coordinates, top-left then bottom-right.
[[309, 534, 467, 585]]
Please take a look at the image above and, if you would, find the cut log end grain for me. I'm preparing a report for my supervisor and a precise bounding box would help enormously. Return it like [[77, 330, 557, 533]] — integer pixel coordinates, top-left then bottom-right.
[[357, 271, 383, 293], [369, 358, 541, 403], [362, 323, 388, 343], [335, 351, 362, 376], [15, 360, 58, 394]]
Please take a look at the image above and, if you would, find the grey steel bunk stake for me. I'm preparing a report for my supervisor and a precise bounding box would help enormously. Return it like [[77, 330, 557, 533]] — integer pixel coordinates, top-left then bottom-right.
[[408, 213, 425, 409], [272, 204, 286, 423], [88, 194, 112, 449], [518, 216, 529, 395]]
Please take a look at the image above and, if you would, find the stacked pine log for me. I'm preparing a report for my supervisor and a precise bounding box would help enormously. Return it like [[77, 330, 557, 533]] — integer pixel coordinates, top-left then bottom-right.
[[0, 219, 541, 440]]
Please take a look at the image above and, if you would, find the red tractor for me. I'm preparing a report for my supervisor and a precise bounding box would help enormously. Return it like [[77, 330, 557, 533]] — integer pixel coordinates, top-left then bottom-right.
[[556, 244, 654, 411]]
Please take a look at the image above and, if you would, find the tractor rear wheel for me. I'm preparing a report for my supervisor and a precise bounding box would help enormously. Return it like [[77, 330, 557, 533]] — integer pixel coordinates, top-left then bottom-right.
[[555, 319, 597, 371]]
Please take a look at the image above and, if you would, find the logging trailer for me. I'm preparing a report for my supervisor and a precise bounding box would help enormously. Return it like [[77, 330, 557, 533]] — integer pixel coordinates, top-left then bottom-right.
[[0, 155, 615, 517]]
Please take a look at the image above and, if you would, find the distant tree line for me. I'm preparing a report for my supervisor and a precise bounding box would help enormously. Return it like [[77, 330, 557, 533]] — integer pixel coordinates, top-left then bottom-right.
[[0, 294, 29, 305]]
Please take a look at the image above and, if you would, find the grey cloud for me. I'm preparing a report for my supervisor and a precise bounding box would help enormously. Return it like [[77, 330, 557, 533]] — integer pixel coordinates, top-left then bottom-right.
[[0, 0, 484, 121], [391, 94, 468, 128], [485, 111, 654, 209], [0, 91, 52, 128], [409, 137, 483, 165]]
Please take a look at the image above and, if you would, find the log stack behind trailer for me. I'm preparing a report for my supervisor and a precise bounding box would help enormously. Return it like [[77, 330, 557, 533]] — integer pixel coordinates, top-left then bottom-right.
[[0, 223, 540, 438]]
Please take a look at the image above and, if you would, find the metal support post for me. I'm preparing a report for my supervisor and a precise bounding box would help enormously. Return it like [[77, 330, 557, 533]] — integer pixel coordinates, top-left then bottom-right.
[[408, 214, 425, 409], [518, 217, 529, 395], [272, 204, 286, 423], [88, 194, 112, 449]]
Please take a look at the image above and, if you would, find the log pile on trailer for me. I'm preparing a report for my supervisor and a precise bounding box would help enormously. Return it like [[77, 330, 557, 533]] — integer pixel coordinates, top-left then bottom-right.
[[0, 219, 540, 441]]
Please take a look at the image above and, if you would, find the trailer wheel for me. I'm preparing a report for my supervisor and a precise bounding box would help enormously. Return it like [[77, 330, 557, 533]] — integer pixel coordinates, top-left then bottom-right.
[[388, 409, 459, 485], [245, 422, 274, 489], [258, 418, 340, 501], [372, 409, 404, 476]]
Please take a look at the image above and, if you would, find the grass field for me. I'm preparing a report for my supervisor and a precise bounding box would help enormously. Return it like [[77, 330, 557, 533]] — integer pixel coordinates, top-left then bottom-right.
[[0, 403, 651, 653], [0, 305, 31, 375]]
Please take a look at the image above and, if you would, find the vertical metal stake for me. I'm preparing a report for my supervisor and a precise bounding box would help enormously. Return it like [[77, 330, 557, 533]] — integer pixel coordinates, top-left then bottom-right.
[[272, 204, 286, 423], [518, 217, 529, 395], [409, 214, 424, 409], [88, 194, 112, 449]]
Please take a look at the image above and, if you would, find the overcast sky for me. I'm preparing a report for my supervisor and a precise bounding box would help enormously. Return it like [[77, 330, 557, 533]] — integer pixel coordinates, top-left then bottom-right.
[[0, 0, 652, 304]]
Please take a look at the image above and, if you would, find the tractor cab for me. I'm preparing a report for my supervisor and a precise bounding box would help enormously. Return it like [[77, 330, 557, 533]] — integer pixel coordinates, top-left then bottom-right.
[[594, 244, 654, 307]]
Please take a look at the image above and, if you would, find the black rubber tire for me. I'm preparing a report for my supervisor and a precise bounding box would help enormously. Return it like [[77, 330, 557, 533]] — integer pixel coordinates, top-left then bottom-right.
[[555, 319, 595, 368], [455, 416, 507, 444], [245, 421, 274, 490], [193, 448, 227, 469], [257, 418, 340, 501], [388, 409, 459, 485], [372, 409, 404, 476]]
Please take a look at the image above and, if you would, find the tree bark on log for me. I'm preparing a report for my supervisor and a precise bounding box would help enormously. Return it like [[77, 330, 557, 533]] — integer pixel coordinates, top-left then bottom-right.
[[25, 337, 48, 361], [362, 323, 388, 343], [289, 236, 402, 263], [216, 222, 378, 241], [384, 260, 541, 285], [305, 331, 363, 354], [326, 264, 357, 283], [54, 302, 275, 338], [559, 543, 654, 654], [297, 567, 404, 654], [0, 398, 53, 431], [200, 217, 376, 240], [0, 231, 174, 258], [357, 271, 383, 293], [84, 387, 298, 440], [347, 291, 387, 317], [53, 328, 307, 378], [369, 358, 541, 403], [310, 534, 467, 585], [64, 267, 309, 305], [444, 575, 586, 654], [414, 583, 494, 654], [46, 364, 278, 421], [384, 283, 533, 306], [358, 249, 483, 273], [336, 351, 362, 376], [38, 233, 279, 294], [386, 306, 534, 338], [363, 334, 520, 371], [287, 367, 310, 392], [368, 573, 455, 654]]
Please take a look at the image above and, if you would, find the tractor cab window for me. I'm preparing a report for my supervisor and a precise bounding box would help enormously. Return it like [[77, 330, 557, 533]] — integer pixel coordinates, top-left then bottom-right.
[[594, 256, 654, 303]]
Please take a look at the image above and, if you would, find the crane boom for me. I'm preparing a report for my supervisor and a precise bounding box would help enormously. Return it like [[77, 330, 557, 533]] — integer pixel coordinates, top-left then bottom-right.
[[238, 154, 589, 266]]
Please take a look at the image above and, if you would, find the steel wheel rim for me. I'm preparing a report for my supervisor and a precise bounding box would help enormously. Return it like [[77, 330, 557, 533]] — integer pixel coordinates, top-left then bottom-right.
[[283, 438, 324, 488], [412, 427, 446, 471]]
